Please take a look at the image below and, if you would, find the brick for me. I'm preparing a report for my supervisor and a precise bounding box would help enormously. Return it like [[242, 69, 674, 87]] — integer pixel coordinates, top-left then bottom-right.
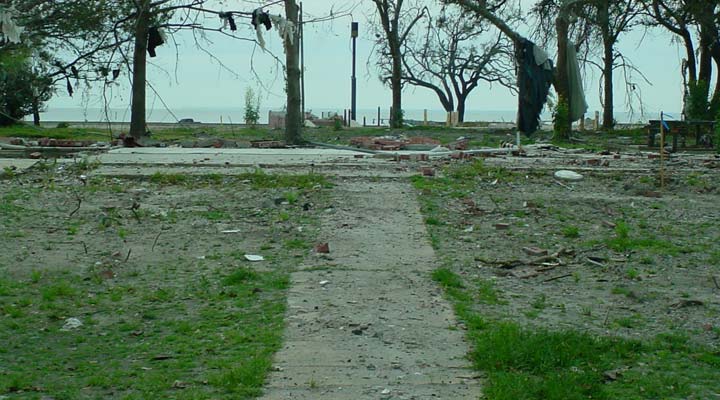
[[421, 167, 435, 177]]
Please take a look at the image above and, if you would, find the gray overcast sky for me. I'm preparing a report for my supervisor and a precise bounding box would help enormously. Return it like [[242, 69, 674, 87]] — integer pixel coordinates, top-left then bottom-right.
[[47, 0, 689, 120]]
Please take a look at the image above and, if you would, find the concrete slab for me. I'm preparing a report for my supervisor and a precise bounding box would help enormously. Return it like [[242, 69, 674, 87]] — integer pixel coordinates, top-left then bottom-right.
[[259, 180, 481, 399], [101, 148, 373, 166], [0, 158, 37, 172]]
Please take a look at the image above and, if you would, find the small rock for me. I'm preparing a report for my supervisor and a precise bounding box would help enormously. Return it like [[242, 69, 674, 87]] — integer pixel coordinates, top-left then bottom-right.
[[494, 223, 510, 230], [29, 152, 43, 159]]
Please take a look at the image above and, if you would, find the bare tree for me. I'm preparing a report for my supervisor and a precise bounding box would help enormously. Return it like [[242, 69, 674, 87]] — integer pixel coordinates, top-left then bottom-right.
[[371, 0, 427, 128], [283, 0, 302, 144], [394, 5, 515, 122], [644, 0, 720, 119]]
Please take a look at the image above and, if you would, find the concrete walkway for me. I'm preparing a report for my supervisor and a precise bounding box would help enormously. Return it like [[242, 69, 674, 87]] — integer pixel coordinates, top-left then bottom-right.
[[260, 179, 480, 400]]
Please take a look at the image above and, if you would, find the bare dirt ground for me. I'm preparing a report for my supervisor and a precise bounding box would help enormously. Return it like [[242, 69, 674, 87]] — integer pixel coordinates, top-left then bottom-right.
[[2, 143, 719, 399], [0, 164, 329, 399], [418, 153, 720, 346]]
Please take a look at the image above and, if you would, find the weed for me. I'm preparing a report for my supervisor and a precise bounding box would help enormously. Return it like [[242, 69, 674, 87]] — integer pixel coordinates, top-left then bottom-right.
[[531, 294, 547, 310], [283, 191, 300, 204], [431, 268, 464, 289], [224, 269, 259, 285], [283, 238, 308, 250], [477, 279, 504, 305], [150, 172, 188, 185], [561, 225, 580, 238], [626, 268, 640, 280]]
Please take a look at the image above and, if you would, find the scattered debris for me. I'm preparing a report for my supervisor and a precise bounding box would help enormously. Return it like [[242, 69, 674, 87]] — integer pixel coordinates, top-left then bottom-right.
[[670, 299, 704, 309], [244, 254, 264, 262], [522, 247, 548, 256], [61, 318, 83, 331], [314, 243, 330, 253], [319, 280, 330, 287], [554, 170, 584, 181], [494, 223, 510, 230]]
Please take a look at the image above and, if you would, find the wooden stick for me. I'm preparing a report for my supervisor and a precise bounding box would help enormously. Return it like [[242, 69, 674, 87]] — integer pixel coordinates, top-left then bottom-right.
[[152, 232, 162, 252], [543, 273, 572, 283]]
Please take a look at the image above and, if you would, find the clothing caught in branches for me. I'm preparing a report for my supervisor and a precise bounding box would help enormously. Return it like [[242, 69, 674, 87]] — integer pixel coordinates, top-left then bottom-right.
[[147, 27, 164, 58], [516, 39, 554, 134], [219, 12, 237, 31]]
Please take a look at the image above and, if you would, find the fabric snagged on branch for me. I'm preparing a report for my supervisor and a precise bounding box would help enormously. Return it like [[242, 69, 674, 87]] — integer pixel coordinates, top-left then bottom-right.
[[147, 27, 164, 58], [66, 78, 74, 97], [516, 39, 554, 134], [0, 7, 24, 43], [567, 42, 588, 122], [219, 12, 237, 31], [270, 15, 295, 46], [251, 9, 272, 50]]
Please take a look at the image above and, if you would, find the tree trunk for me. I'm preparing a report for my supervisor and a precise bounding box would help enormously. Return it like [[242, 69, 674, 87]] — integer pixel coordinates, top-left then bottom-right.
[[129, 0, 150, 140], [599, 2, 614, 130], [32, 98, 41, 126], [554, 14, 571, 139], [456, 96, 466, 123], [602, 39, 614, 130], [390, 44, 403, 128], [284, 0, 302, 144]]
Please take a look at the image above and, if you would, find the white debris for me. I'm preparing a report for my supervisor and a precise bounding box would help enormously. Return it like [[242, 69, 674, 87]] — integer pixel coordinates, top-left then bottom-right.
[[244, 254, 264, 262], [319, 280, 330, 287], [221, 229, 242, 234], [61, 318, 83, 331], [554, 170, 584, 181]]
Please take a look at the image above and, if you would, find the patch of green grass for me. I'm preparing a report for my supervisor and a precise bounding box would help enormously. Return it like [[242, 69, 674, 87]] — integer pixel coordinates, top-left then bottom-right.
[[284, 238, 309, 250], [561, 225, 580, 238], [201, 210, 228, 221], [431, 268, 465, 289], [606, 221, 679, 255], [477, 279, 504, 305], [41, 281, 77, 301], [224, 268, 259, 285], [241, 170, 331, 189], [150, 172, 189, 185]]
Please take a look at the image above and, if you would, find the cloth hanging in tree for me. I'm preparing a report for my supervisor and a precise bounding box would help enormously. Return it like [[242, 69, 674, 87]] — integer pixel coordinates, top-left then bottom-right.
[[270, 15, 295, 45], [71, 66, 79, 79], [66, 78, 74, 97], [219, 12, 237, 31], [567, 42, 588, 122], [252, 9, 273, 50], [0, 6, 24, 44], [516, 39, 554, 134], [112, 69, 120, 80], [251, 9, 272, 30], [147, 27, 164, 58]]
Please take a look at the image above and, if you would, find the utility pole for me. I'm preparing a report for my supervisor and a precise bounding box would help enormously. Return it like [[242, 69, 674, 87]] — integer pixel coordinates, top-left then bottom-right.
[[300, 2, 305, 122], [351, 21, 358, 122]]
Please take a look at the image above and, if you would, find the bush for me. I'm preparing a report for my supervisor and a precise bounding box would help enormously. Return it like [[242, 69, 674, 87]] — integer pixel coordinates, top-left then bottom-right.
[[553, 97, 570, 140], [244, 87, 260, 127]]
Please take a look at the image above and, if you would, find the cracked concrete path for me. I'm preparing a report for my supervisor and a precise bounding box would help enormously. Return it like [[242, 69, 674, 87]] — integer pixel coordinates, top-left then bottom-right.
[[260, 179, 481, 400]]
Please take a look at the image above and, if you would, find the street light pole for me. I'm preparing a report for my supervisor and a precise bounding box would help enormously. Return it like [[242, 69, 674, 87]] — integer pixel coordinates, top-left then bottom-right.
[[351, 21, 358, 122]]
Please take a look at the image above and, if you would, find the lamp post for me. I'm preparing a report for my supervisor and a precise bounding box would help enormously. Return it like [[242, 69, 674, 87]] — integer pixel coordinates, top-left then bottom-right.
[[351, 21, 358, 122]]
